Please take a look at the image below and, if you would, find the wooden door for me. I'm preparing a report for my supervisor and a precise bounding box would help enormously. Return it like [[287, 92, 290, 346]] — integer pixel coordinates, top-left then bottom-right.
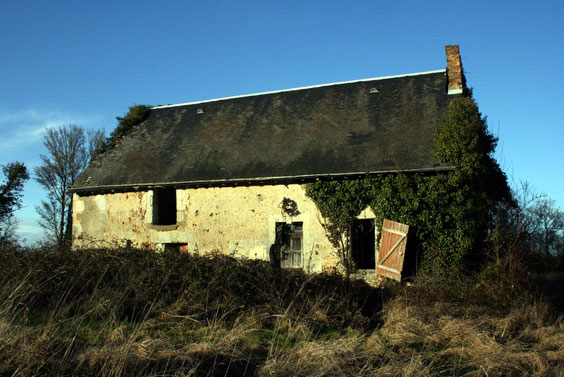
[[377, 219, 409, 281]]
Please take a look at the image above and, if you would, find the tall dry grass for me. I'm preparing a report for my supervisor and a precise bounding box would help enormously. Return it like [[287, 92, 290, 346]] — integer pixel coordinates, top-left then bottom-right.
[[1, 245, 563, 376], [261, 293, 563, 377]]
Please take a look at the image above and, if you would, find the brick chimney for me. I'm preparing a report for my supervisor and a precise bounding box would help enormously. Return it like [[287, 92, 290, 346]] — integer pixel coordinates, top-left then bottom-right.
[[445, 45, 465, 95]]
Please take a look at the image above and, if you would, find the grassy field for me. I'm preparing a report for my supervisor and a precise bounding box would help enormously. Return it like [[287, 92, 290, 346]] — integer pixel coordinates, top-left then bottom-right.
[[0, 246, 562, 376]]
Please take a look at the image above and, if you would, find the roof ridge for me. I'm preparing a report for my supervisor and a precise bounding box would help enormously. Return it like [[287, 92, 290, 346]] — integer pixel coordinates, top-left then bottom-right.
[[152, 69, 446, 110]]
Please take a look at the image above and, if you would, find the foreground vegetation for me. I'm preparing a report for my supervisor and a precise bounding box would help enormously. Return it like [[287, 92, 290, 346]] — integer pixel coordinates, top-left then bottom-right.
[[0, 246, 563, 376]]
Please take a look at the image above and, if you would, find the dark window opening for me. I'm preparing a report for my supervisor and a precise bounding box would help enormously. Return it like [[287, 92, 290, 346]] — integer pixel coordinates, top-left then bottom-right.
[[153, 188, 177, 225], [164, 243, 189, 253], [276, 222, 303, 269], [351, 219, 375, 269]]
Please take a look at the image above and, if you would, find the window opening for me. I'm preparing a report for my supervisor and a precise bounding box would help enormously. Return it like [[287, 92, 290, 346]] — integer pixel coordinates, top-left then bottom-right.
[[276, 222, 303, 269], [153, 188, 177, 225], [164, 243, 189, 253], [351, 219, 375, 269]]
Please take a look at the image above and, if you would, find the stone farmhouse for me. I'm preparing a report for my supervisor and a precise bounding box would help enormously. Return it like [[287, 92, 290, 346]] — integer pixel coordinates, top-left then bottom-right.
[[71, 45, 465, 277]]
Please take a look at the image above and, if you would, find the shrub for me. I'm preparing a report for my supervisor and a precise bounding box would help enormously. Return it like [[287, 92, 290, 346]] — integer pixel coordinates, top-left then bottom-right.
[[93, 105, 150, 156]]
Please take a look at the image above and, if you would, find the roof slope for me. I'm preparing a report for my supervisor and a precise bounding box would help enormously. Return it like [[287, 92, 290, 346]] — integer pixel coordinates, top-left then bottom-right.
[[73, 70, 453, 193]]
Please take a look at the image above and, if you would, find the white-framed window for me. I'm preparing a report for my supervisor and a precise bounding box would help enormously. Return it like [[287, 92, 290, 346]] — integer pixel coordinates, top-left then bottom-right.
[[277, 222, 303, 269]]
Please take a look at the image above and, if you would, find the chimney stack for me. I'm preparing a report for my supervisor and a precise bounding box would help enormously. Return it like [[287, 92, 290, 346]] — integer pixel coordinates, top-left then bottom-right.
[[445, 45, 464, 95]]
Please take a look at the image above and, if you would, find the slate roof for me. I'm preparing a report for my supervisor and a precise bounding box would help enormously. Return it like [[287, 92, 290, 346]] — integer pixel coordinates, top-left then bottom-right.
[[73, 69, 454, 194]]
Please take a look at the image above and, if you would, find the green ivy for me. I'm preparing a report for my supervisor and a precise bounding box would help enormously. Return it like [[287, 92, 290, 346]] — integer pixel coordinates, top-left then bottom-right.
[[109, 104, 151, 146], [93, 105, 151, 157], [305, 96, 511, 277], [304, 179, 373, 277]]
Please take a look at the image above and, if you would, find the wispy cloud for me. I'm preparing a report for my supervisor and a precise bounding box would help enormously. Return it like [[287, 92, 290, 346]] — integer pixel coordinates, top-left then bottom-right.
[[13, 216, 45, 246], [0, 107, 103, 152], [0, 107, 106, 245]]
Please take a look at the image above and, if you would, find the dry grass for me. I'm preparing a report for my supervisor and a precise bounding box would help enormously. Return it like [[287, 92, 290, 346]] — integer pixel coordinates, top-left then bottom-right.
[[1, 295, 563, 377], [371, 297, 564, 376], [1, 247, 563, 376], [260, 296, 564, 377]]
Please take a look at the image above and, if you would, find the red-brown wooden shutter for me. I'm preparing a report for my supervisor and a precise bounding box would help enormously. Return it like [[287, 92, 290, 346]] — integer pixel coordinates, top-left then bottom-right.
[[377, 219, 409, 281]]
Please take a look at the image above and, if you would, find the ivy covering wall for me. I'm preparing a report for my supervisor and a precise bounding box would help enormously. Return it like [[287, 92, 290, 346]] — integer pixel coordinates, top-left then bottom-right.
[[305, 96, 511, 276]]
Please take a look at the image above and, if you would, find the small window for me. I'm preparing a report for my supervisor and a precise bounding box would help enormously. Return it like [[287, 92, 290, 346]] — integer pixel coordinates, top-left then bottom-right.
[[153, 188, 177, 225], [351, 219, 375, 269], [164, 243, 189, 253], [276, 222, 303, 269]]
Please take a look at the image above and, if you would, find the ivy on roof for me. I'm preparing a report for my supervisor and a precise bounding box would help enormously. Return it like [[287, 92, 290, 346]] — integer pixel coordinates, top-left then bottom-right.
[[109, 105, 151, 147]]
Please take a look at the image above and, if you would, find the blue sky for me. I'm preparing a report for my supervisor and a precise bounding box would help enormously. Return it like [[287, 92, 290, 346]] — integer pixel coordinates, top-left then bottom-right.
[[1, 1, 563, 244]]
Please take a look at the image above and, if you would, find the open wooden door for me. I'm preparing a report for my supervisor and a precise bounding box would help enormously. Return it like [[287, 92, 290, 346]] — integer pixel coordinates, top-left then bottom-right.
[[377, 219, 409, 281]]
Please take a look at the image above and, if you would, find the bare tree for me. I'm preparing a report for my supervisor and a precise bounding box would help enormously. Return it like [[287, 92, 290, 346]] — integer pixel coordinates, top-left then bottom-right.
[[34, 125, 105, 245], [490, 181, 564, 271], [526, 198, 564, 257], [87, 128, 108, 159]]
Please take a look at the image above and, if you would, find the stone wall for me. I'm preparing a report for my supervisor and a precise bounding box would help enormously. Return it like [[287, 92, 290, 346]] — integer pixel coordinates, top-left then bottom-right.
[[72, 184, 377, 273]]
